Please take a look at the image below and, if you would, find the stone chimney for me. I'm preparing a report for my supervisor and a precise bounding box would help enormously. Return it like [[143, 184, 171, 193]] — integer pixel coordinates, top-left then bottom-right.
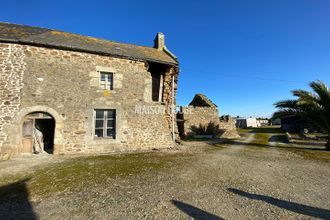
[[154, 32, 165, 51]]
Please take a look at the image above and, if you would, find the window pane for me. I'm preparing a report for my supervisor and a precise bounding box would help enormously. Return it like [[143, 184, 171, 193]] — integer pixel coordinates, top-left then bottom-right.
[[94, 109, 116, 139], [95, 110, 104, 119], [107, 129, 115, 138], [100, 73, 106, 81], [95, 119, 104, 128], [107, 119, 115, 128], [108, 73, 113, 90], [107, 73, 112, 81], [95, 129, 104, 137], [107, 110, 115, 118], [100, 72, 113, 90]]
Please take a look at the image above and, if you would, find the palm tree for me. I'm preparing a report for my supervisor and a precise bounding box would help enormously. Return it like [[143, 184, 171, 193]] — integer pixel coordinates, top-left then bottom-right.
[[272, 80, 330, 150]]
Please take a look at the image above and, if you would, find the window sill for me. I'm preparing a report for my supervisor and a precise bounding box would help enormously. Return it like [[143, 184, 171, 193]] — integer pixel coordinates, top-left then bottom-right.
[[96, 89, 116, 93], [151, 101, 166, 105], [93, 137, 116, 140], [86, 136, 121, 145]]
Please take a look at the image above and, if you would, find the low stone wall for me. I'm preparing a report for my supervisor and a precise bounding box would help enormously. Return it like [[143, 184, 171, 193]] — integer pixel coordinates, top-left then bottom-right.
[[219, 119, 240, 139]]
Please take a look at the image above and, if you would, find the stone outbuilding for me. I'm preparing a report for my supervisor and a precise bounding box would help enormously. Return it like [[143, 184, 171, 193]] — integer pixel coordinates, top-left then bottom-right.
[[177, 94, 239, 139], [0, 22, 179, 159]]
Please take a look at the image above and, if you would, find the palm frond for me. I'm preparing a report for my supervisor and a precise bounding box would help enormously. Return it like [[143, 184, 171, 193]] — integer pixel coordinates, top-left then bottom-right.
[[273, 99, 299, 109], [309, 80, 330, 108], [272, 109, 299, 120], [272, 80, 330, 135], [292, 89, 318, 104]]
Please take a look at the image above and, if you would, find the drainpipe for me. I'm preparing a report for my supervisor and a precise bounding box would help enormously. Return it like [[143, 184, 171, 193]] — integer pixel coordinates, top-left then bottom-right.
[[172, 75, 175, 141]]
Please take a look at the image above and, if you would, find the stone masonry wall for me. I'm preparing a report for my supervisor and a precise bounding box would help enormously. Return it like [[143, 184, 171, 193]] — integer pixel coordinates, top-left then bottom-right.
[[0, 44, 26, 159], [219, 118, 240, 139], [0, 43, 176, 156], [180, 106, 220, 136], [180, 106, 239, 138], [162, 66, 179, 140]]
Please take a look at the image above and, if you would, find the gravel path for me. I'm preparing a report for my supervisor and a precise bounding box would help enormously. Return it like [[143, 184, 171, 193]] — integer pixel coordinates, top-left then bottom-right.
[[241, 133, 255, 143], [0, 135, 329, 219]]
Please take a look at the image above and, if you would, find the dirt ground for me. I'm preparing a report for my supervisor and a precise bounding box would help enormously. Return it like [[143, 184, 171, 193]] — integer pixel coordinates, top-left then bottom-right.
[[0, 128, 329, 219]]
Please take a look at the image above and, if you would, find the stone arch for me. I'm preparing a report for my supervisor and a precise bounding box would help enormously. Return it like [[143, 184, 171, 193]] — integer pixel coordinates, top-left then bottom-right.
[[16, 106, 64, 154]]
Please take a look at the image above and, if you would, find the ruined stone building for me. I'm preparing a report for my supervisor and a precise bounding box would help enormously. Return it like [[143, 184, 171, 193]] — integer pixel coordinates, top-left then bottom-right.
[[177, 94, 239, 139], [0, 22, 179, 159]]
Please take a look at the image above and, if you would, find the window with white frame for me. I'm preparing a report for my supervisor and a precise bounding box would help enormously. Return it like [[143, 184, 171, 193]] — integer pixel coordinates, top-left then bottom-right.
[[94, 109, 116, 138], [99, 72, 113, 90]]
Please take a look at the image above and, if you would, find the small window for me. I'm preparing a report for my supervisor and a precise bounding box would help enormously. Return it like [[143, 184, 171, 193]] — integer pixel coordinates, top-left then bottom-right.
[[94, 109, 116, 138], [99, 72, 113, 90]]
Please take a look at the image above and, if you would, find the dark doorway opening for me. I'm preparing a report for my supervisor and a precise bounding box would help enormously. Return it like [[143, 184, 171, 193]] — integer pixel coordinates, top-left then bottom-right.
[[148, 62, 169, 102], [35, 118, 55, 154], [151, 72, 161, 101], [22, 112, 55, 154]]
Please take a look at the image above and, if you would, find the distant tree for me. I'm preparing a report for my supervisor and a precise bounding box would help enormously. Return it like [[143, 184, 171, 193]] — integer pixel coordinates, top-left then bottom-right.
[[272, 80, 330, 150]]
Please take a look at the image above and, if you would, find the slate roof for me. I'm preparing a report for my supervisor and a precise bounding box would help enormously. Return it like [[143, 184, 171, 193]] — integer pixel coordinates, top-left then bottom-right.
[[0, 22, 178, 65], [189, 94, 218, 108]]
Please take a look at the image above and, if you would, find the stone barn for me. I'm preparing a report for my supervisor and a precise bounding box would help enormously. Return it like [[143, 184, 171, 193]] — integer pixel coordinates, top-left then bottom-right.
[[0, 22, 179, 159], [177, 94, 239, 139]]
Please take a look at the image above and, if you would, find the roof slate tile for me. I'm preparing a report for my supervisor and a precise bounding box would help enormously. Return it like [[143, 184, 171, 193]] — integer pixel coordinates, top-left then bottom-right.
[[0, 22, 178, 65]]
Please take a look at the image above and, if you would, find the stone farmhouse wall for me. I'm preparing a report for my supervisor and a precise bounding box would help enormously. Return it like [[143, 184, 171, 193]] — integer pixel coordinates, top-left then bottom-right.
[[179, 106, 239, 138], [0, 44, 26, 158], [0, 43, 177, 158]]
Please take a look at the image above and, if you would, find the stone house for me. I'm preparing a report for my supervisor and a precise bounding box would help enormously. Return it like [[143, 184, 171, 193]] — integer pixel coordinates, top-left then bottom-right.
[[177, 94, 239, 138], [0, 22, 179, 159]]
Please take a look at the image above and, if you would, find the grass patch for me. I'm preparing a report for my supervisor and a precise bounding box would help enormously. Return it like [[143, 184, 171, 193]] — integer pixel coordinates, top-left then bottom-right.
[[250, 126, 282, 134], [237, 128, 253, 133], [252, 133, 271, 145], [0, 152, 191, 201], [270, 134, 289, 143], [182, 137, 215, 142], [237, 128, 253, 139], [279, 148, 330, 162], [238, 126, 286, 146]]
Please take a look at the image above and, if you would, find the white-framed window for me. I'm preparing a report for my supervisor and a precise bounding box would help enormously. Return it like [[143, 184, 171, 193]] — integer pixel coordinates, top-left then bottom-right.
[[99, 72, 114, 90], [94, 109, 116, 138]]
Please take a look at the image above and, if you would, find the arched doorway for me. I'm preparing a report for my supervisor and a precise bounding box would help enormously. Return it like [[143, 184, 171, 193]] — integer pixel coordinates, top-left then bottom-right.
[[22, 112, 55, 154]]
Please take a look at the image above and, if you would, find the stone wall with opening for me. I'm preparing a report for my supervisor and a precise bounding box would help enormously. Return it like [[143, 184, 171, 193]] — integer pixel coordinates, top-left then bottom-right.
[[0, 42, 178, 158]]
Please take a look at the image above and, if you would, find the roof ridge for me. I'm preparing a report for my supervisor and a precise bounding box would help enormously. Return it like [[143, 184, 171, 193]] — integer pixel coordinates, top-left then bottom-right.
[[189, 93, 218, 108]]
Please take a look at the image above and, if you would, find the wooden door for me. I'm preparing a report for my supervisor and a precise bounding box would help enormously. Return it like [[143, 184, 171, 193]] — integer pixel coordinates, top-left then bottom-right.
[[22, 119, 34, 153]]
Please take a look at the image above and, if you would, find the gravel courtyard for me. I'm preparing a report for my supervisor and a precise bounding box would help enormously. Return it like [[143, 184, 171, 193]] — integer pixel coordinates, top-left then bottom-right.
[[0, 130, 329, 219]]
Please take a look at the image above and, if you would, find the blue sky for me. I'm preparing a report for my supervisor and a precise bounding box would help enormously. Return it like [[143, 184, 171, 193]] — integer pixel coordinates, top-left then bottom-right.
[[2, 0, 330, 117]]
